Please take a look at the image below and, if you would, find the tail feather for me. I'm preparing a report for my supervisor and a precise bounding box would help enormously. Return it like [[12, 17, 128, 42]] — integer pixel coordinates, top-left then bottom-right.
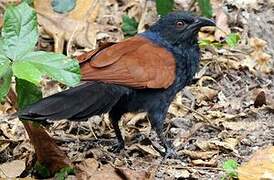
[[18, 82, 130, 121]]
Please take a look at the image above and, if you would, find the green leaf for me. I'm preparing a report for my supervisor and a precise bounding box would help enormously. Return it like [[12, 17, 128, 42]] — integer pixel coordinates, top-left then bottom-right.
[[16, 78, 42, 110], [199, 39, 223, 48], [12, 61, 43, 85], [54, 167, 75, 180], [121, 15, 138, 36], [223, 159, 239, 178], [51, 0, 76, 13], [198, 39, 212, 48], [33, 162, 51, 178], [156, 0, 174, 16], [2, 2, 38, 60], [197, 0, 213, 18], [13, 51, 80, 87], [0, 55, 12, 102], [225, 33, 240, 48]]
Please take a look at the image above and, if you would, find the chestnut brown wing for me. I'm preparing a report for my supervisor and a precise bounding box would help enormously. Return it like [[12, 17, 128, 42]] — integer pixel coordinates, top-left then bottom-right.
[[79, 36, 176, 89]]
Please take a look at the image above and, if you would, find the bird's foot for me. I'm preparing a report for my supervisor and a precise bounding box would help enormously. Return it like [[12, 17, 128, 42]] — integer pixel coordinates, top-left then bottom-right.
[[109, 141, 125, 153]]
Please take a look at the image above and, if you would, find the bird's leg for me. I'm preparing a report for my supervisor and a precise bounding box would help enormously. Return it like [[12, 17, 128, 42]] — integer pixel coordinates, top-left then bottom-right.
[[109, 110, 124, 153], [148, 111, 176, 158]]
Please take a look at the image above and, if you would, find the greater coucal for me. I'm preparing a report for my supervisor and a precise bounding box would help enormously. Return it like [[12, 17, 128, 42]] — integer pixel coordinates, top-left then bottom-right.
[[19, 12, 215, 156]]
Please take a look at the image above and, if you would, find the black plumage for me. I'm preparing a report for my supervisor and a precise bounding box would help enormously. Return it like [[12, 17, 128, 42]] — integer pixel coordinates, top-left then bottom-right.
[[19, 12, 215, 156]]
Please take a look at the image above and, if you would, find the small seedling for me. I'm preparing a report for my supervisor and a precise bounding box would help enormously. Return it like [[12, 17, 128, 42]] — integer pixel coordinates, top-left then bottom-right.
[[121, 15, 138, 37], [221, 159, 239, 180]]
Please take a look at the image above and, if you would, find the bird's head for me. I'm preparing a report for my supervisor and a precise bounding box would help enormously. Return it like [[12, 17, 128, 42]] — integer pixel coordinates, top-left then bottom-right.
[[149, 12, 215, 46]]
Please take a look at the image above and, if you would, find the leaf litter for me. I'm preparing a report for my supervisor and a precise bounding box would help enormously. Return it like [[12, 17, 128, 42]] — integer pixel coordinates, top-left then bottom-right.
[[0, 0, 274, 179]]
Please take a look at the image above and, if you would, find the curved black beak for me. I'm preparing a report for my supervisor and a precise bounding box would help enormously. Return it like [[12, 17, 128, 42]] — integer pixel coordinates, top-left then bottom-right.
[[197, 17, 216, 27], [188, 17, 215, 31]]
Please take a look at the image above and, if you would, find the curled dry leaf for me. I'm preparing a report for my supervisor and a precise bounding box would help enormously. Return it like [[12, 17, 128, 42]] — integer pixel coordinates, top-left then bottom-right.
[[116, 167, 155, 180], [242, 37, 273, 73], [124, 112, 151, 140], [167, 168, 190, 179], [238, 146, 274, 180], [190, 86, 218, 104], [192, 155, 218, 167], [195, 138, 239, 153], [0, 160, 25, 178], [77, 158, 152, 180], [226, 0, 259, 9], [214, 8, 231, 41], [173, 122, 204, 148], [0, 142, 10, 153], [178, 149, 219, 160], [128, 144, 161, 157], [0, 102, 13, 114], [169, 92, 189, 117], [34, 0, 100, 52]]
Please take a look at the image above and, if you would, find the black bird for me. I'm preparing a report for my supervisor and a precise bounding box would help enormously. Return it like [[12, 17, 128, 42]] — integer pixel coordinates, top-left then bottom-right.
[[19, 12, 215, 156]]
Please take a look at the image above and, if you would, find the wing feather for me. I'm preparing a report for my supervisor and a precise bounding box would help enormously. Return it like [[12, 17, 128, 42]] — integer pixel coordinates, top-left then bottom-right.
[[79, 36, 176, 89]]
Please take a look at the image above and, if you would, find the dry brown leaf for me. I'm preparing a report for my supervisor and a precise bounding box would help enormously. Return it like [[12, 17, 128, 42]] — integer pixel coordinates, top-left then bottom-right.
[[169, 92, 189, 116], [238, 146, 274, 180], [253, 90, 266, 108], [242, 37, 273, 73], [0, 102, 13, 114], [198, 32, 215, 42], [192, 156, 218, 166], [214, 8, 231, 41], [128, 144, 161, 157], [0, 141, 9, 153], [116, 167, 155, 180], [178, 149, 218, 160], [195, 138, 239, 153], [34, 0, 100, 52], [226, 0, 259, 9], [77, 158, 152, 180], [222, 121, 259, 131], [190, 86, 218, 104], [173, 123, 204, 148], [167, 168, 190, 179], [0, 160, 25, 178]]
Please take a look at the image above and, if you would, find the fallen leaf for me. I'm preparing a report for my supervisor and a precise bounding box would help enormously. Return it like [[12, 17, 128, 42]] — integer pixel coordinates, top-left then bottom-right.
[[178, 149, 218, 160], [192, 156, 218, 166], [169, 92, 189, 116], [214, 7, 231, 41], [77, 158, 152, 180], [242, 37, 273, 73], [238, 146, 274, 180], [116, 167, 155, 180], [167, 169, 190, 179], [195, 138, 239, 153], [0, 160, 25, 178], [128, 144, 161, 157], [190, 86, 218, 104], [254, 90, 266, 108]]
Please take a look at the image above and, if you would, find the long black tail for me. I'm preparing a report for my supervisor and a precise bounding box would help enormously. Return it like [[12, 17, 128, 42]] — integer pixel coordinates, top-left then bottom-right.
[[18, 82, 130, 121]]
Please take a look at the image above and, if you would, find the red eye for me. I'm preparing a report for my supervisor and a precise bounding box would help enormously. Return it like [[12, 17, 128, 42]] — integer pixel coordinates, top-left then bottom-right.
[[176, 21, 185, 28]]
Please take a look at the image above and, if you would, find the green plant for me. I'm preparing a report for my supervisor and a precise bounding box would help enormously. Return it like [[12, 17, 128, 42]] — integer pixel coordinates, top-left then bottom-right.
[[199, 33, 241, 48], [196, 0, 213, 18], [222, 159, 239, 180], [156, 0, 174, 16], [54, 167, 75, 180], [121, 15, 138, 37], [0, 2, 80, 110]]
